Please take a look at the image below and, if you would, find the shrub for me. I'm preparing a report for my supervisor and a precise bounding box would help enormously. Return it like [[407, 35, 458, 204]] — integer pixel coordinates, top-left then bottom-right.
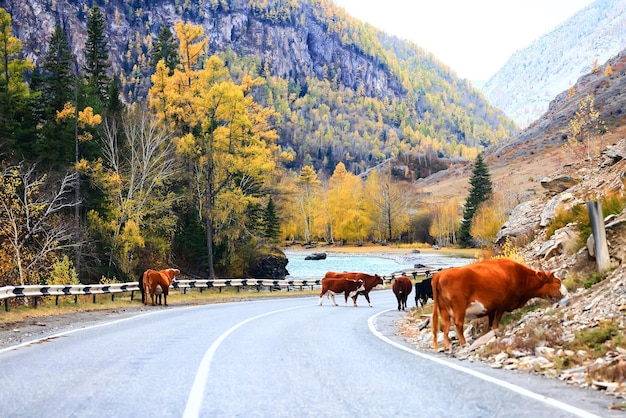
[[48, 255, 79, 285], [565, 321, 621, 356]]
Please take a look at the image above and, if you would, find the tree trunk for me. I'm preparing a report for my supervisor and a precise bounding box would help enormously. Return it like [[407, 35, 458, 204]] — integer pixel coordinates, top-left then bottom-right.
[[586, 201, 610, 272]]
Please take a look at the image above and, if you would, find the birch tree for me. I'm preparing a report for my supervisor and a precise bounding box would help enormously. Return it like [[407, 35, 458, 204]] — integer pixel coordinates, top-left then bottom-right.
[[365, 169, 412, 242], [0, 165, 78, 286], [295, 165, 320, 244], [86, 108, 178, 278]]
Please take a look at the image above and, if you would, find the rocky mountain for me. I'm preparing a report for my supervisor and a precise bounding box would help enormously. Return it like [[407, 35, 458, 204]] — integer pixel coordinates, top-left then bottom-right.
[[1, 0, 514, 176], [480, 0, 626, 128]]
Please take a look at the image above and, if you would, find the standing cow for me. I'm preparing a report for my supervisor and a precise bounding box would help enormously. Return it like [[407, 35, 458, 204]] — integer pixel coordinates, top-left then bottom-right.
[[431, 259, 567, 351], [414, 277, 433, 307], [143, 268, 180, 306], [392, 276, 412, 311], [319, 276, 365, 306], [323, 272, 384, 307]]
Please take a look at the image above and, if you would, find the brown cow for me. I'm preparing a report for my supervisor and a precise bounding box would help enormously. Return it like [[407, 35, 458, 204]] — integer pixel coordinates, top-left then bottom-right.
[[143, 268, 180, 306], [324, 272, 385, 307], [318, 276, 365, 306], [392, 276, 412, 311], [431, 259, 567, 351]]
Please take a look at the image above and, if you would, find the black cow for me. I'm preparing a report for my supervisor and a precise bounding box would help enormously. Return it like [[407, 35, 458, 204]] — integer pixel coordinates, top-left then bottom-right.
[[415, 277, 433, 307]]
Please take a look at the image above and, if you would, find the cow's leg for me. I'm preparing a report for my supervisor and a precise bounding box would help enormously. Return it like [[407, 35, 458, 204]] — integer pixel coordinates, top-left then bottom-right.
[[347, 290, 358, 307], [440, 309, 452, 351], [363, 292, 373, 307], [328, 292, 338, 306], [491, 311, 505, 329], [318, 292, 325, 306], [454, 311, 467, 347], [163, 291, 168, 306]]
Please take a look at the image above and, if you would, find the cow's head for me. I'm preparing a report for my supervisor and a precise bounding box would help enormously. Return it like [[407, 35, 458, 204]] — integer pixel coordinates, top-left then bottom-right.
[[163, 268, 180, 284], [373, 274, 385, 289], [537, 270, 568, 302]]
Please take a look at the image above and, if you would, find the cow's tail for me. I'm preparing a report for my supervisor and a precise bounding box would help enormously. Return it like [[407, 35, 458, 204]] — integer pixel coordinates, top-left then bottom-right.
[[430, 272, 440, 350]]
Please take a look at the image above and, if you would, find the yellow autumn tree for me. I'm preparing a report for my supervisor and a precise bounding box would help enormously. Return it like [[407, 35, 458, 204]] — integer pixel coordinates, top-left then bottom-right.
[[429, 198, 460, 247], [149, 21, 279, 278], [324, 162, 369, 244], [469, 195, 508, 248], [364, 169, 413, 243], [566, 94, 606, 168]]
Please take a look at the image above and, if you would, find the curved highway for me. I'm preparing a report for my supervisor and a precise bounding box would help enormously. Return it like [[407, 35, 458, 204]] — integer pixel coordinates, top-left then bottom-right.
[[0, 290, 617, 417]]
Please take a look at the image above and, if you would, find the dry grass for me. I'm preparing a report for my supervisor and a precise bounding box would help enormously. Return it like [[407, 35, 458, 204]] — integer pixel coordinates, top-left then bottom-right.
[[0, 286, 319, 324]]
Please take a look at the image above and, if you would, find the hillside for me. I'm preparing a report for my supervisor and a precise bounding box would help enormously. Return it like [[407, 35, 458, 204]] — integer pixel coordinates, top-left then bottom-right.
[[416, 48, 626, 205], [480, 0, 626, 128], [2, 0, 515, 176], [407, 48, 626, 399]]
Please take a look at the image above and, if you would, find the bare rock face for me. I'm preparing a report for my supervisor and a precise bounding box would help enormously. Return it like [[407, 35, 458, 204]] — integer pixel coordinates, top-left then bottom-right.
[[2, 0, 404, 102], [495, 199, 543, 246]]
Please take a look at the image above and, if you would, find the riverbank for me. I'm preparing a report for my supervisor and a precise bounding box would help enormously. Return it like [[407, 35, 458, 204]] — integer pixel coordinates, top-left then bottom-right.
[[282, 243, 479, 259]]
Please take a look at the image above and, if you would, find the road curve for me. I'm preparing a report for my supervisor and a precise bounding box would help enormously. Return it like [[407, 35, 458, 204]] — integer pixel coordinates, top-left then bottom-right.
[[0, 289, 618, 417]]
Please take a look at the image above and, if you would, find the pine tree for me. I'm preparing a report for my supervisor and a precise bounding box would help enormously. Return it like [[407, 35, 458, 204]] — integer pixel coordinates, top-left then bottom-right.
[[262, 196, 281, 242], [151, 27, 179, 75], [84, 6, 110, 106], [42, 25, 75, 113], [458, 153, 492, 247], [34, 24, 76, 166]]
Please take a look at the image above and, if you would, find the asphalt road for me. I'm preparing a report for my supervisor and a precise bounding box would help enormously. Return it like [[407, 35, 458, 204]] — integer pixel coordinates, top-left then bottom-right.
[[0, 289, 619, 417]]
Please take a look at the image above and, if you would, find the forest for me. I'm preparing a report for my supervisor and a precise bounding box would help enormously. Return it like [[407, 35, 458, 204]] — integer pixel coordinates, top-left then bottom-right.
[[0, 3, 510, 287]]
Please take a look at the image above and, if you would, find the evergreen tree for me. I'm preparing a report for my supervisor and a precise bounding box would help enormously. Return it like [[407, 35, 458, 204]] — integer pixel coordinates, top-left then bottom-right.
[[262, 196, 281, 242], [42, 24, 75, 114], [458, 153, 492, 247], [84, 6, 110, 107], [151, 27, 179, 75], [34, 24, 76, 166]]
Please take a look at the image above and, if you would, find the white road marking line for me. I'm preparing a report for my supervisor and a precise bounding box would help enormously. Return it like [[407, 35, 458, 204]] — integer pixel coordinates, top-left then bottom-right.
[[183, 304, 310, 418], [368, 308, 602, 418], [0, 309, 173, 355]]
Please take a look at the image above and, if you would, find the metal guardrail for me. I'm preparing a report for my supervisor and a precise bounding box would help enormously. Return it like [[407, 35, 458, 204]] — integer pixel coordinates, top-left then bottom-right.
[[0, 267, 434, 312]]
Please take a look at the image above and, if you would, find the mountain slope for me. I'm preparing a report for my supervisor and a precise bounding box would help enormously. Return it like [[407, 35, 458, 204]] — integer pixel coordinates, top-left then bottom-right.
[[416, 47, 626, 204], [481, 0, 626, 128], [3, 0, 515, 176]]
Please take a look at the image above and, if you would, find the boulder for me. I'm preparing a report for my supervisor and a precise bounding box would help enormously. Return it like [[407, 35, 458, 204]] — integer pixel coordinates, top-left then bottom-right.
[[540, 192, 575, 227], [496, 199, 543, 246], [305, 252, 327, 260], [540, 175, 577, 193], [249, 248, 289, 279]]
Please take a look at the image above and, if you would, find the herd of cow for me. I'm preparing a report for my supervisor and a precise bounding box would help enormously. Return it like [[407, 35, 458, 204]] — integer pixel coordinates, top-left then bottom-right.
[[320, 258, 568, 352], [141, 259, 568, 353]]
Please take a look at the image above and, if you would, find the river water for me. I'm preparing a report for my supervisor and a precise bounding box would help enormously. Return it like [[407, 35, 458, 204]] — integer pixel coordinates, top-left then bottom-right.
[[283, 248, 474, 280]]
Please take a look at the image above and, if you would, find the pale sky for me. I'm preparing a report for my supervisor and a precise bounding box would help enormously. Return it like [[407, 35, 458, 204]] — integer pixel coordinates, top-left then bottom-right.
[[332, 0, 596, 81]]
